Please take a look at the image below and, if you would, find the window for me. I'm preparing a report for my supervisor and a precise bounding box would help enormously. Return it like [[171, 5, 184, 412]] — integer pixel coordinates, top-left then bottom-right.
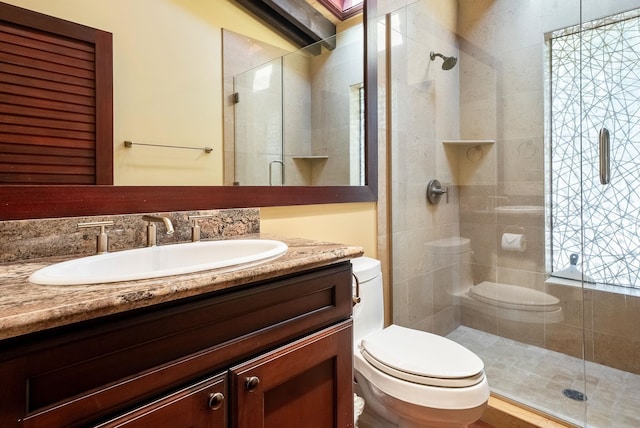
[[547, 8, 640, 288], [316, 0, 364, 21]]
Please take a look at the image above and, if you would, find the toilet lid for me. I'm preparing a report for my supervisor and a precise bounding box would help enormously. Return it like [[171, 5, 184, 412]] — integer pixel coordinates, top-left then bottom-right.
[[361, 325, 485, 388]]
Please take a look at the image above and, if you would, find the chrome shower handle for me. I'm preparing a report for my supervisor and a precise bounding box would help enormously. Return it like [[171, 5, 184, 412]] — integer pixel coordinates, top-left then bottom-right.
[[599, 127, 610, 185], [426, 179, 448, 204]]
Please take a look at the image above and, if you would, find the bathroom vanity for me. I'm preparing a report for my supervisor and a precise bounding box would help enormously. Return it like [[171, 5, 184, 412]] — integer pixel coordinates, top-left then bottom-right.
[[0, 236, 361, 427]]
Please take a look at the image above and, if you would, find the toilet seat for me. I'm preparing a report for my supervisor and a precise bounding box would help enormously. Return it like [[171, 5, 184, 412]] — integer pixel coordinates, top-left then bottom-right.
[[470, 281, 560, 311], [360, 325, 485, 388]]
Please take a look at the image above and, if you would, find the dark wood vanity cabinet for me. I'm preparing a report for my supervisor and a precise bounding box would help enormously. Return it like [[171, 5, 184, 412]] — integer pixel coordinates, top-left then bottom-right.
[[0, 262, 354, 428], [230, 321, 353, 428], [95, 373, 228, 427]]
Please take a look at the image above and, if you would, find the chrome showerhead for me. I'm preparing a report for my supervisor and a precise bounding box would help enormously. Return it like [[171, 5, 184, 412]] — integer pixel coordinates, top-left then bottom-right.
[[430, 51, 457, 70]]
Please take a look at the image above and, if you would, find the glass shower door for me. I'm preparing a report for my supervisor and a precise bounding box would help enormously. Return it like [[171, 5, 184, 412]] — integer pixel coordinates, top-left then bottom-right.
[[579, 7, 640, 427], [233, 58, 284, 186], [579, 9, 640, 288], [549, 4, 640, 426]]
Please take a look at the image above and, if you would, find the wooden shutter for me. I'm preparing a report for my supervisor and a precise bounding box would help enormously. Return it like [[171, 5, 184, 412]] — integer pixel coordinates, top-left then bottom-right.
[[0, 2, 113, 185]]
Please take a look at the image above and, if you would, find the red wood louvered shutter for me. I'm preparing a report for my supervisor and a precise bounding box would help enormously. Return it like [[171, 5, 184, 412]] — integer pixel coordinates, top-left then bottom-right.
[[0, 2, 113, 185]]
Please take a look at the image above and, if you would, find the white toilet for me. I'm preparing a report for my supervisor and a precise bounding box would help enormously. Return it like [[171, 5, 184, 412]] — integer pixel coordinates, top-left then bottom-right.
[[351, 257, 490, 428]]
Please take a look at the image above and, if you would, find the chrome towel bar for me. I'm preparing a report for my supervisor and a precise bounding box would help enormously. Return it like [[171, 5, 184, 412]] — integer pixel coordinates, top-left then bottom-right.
[[124, 140, 212, 153]]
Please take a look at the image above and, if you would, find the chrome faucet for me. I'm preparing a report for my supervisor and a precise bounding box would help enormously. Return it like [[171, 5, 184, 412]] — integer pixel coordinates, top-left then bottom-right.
[[142, 215, 174, 246]]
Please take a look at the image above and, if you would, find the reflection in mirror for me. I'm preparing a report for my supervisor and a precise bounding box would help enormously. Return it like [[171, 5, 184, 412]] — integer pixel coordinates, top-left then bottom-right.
[[223, 24, 364, 186], [0, 0, 377, 220]]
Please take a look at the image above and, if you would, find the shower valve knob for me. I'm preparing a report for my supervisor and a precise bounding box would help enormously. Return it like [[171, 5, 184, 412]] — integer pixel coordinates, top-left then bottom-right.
[[427, 179, 448, 204]]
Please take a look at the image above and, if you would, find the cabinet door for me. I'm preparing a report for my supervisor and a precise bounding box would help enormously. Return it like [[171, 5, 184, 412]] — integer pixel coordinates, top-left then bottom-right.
[[230, 320, 353, 428], [94, 373, 227, 428]]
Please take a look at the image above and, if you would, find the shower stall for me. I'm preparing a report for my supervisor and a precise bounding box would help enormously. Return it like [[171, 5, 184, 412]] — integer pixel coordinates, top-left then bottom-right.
[[375, 0, 640, 426]]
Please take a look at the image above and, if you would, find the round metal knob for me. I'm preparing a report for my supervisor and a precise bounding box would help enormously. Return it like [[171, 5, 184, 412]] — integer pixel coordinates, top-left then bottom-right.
[[426, 179, 448, 204], [245, 376, 260, 392], [208, 392, 225, 410]]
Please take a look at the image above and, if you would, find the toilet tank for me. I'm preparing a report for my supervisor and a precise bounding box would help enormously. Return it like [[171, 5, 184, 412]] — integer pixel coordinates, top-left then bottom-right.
[[351, 257, 384, 346], [425, 236, 473, 293]]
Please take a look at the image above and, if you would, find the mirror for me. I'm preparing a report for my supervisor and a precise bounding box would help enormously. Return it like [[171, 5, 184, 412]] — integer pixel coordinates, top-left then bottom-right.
[[223, 25, 365, 186], [0, 0, 377, 220]]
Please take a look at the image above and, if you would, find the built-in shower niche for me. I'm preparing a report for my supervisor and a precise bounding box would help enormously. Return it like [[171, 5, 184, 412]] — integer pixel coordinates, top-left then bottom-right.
[[441, 140, 496, 190]]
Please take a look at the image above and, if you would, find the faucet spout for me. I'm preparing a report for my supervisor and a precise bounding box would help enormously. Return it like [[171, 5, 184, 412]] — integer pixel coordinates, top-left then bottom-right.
[[142, 215, 174, 246], [142, 215, 174, 235]]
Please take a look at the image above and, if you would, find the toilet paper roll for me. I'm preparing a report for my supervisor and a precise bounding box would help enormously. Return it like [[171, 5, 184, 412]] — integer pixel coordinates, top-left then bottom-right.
[[501, 233, 526, 252]]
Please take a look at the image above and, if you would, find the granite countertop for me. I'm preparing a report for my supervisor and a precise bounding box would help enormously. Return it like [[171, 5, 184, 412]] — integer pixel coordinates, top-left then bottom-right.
[[0, 234, 363, 341]]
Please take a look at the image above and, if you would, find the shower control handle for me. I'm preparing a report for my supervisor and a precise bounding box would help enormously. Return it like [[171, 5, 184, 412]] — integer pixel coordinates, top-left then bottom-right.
[[599, 127, 610, 185], [426, 179, 448, 204]]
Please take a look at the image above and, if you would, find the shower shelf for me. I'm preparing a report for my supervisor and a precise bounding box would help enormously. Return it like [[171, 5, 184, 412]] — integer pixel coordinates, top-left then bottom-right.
[[442, 140, 495, 145], [292, 155, 329, 160]]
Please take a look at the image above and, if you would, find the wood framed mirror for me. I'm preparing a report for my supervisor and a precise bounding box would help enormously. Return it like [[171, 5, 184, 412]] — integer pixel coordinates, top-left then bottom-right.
[[0, 0, 377, 220]]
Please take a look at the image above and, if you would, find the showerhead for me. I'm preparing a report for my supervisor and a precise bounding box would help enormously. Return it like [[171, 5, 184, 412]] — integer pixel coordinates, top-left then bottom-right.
[[430, 51, 457, 70]]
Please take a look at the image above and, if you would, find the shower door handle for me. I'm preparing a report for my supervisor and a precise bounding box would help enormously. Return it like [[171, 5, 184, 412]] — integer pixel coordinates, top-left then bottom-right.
[[599, 127, 610, 185], [269, 160, 285, 186]]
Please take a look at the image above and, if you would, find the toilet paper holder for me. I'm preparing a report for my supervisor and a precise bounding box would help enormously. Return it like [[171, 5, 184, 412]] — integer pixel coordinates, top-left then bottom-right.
[[501, 226, 527, 252]]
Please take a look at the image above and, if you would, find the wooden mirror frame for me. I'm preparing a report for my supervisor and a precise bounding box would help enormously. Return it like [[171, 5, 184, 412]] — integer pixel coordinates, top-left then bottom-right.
[[0, 0, 377, 220]]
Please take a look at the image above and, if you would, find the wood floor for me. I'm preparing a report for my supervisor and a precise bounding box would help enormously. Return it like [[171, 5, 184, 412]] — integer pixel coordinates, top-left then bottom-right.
[[470, 421, 495, 428]]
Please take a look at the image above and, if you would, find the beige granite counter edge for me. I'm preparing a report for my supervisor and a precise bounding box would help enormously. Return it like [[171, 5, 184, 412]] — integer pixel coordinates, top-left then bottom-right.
[[0, 235, 364, 340]]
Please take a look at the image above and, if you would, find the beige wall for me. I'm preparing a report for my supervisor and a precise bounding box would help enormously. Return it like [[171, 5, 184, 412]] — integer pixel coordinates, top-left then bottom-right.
[[261, 203, 377, 257], [4, 0, 377, 252]]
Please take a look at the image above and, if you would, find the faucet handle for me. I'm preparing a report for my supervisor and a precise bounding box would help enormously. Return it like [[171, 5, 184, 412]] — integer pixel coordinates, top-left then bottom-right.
[[188, 215, 216, 242], [78, 220, 114, 254]]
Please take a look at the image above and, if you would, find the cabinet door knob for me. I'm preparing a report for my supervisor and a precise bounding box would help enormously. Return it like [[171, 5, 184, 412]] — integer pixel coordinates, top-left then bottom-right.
[[208, 392, 225, 410], [245, 376, 260, 392]]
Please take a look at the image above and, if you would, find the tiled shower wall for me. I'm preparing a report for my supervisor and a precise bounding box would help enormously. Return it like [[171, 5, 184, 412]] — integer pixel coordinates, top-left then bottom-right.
[[457, 0, 547, 302]]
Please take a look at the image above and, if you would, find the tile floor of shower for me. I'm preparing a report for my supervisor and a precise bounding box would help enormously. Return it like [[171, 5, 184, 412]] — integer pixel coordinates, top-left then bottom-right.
[[447, 326, 640, 428]]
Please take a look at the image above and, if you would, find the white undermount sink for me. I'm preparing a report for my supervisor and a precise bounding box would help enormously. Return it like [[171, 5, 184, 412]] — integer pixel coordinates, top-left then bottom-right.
[[29, 239, 288, 286]]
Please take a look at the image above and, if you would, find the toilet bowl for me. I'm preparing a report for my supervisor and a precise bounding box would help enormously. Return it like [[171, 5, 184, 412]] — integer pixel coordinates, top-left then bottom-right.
[[425, 236, 564, 324], [351, 257, 489, 428]]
